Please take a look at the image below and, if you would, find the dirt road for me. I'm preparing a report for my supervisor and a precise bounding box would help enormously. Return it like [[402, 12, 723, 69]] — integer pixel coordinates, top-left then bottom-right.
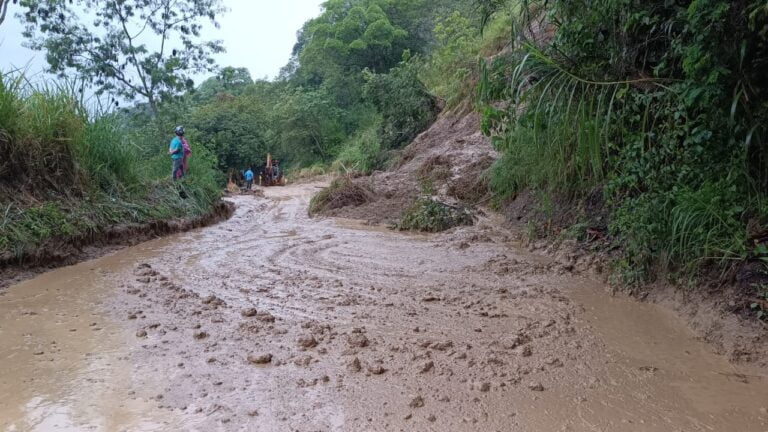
[[2, 182, 767, 431]]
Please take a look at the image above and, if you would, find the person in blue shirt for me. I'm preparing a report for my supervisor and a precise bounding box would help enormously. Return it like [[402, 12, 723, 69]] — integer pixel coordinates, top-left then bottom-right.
[[169, 126, 185, 180], [244, 167, 254, 191]]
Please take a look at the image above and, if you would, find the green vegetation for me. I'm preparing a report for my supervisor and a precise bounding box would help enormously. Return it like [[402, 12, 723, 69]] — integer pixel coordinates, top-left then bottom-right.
[[0, 73, 221, 259], [18, 0, 226, 114], [167, 0, 509, 176], [480, 0, 768, 282], [398, 198, 473, 232]]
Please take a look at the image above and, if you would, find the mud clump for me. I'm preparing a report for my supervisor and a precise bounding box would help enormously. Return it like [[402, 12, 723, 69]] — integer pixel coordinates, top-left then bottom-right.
[[298, 334, 319, 349], [347, 332, 370, 348], [201, 295, 225, 307], [193, 331, 209, 340], [528, 382, 545, 392], [241, 308, 258, 317], [256, 312, 276, 323], [347, 357, 362, 373], [409, 396, 425, 408], [247, 354, 273, 365], [367, 365, 387, 375]]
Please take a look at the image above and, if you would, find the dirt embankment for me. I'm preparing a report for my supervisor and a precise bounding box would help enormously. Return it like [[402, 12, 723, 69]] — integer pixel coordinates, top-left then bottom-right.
[[318, 113, 497, 225], [313, 110, 768, 370], [0, 200, 235, 290]]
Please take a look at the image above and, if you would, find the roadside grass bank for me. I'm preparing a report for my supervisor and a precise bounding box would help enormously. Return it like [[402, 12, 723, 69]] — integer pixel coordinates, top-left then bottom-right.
[[0, 72, 227, 280], [476, 0, 768, 322]]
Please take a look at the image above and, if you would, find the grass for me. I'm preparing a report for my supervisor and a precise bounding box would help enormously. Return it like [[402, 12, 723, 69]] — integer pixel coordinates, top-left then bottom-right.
[[0, 71, 222, 260]]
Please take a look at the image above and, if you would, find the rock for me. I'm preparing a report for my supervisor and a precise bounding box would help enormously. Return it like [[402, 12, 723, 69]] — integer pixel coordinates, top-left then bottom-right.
[[248, 354, 273, 365], [136, 330, 148, 338], [528, 382, 545, 392], [520, 346, 533, 357], [347, 333, 369, 348], [409, 396, 425, 408], [33, 351, 45, 356], [136, 277, 151, 284], [247, 410, 259, 417], [298, 334, 318, 349], [193, 331, 208, 340], [347, 357, 362, 373], [427, 414, 437, 422], [420, 361, 434, 373], [479, 382, 491, 392], [241, 308, 258, 317]]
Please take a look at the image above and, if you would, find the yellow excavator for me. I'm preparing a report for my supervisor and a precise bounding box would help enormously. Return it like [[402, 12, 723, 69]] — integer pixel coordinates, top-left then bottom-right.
[[260, 153, 285, 187]]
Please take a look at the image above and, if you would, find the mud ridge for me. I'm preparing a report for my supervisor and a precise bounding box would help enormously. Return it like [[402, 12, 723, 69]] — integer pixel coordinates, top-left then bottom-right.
[[0, 200, 235, 290]]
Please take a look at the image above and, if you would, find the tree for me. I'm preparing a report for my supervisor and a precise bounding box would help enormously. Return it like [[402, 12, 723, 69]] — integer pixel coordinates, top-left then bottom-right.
[[0, 0, 11, 27], [19, 0, 226, 114], [193, 66, 253, 103]]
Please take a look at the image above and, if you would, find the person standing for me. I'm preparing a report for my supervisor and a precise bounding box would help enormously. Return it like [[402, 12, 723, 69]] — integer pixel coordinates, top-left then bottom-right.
[[181, 132, 192, 176], [169, 126, 185, 180], [244, 167, 254, 191]]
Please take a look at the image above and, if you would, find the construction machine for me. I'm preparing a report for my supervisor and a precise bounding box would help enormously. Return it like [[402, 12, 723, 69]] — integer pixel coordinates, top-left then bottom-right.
[[260, 153, 285, 186]]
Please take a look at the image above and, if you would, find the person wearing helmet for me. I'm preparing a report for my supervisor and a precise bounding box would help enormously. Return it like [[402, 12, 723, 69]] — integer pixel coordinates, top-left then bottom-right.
[[169, 126, 185, 179]]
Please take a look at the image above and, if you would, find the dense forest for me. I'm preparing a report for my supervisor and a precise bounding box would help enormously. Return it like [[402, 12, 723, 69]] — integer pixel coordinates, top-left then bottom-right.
[[2, 0, 768, 315]]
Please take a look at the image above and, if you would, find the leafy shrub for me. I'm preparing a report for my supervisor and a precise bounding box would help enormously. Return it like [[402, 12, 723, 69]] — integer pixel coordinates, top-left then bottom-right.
[[480, 0, 768, 280], [398, 198, 473, 232]]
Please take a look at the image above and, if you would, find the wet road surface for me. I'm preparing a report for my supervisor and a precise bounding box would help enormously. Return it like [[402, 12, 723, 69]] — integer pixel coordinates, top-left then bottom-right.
[[1, 182, 767, 431]]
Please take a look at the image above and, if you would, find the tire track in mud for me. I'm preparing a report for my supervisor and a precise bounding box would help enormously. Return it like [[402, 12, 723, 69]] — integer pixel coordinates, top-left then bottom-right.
[[100, 182, 768, 432]]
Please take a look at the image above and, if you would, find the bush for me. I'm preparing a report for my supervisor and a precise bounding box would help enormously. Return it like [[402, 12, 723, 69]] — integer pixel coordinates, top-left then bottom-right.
[[398, 198, 473, 232], [480, 0, 768, 280]]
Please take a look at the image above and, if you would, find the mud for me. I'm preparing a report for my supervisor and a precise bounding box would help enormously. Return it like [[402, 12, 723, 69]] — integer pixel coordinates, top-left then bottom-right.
[[321, 113, 497, 224], [0, 200, 235, 291], [1, 182, 767, 431]]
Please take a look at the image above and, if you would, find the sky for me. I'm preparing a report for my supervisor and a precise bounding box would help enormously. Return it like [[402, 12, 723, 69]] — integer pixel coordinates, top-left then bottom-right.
[[0, 0, 325, 82]]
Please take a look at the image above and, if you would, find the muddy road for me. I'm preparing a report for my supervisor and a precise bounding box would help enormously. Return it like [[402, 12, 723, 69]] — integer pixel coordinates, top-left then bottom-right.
[[1, 182, 767, 431]]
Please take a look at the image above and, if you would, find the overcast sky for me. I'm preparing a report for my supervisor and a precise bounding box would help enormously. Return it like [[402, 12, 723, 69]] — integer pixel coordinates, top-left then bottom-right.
[[0, 0, 324, 82]]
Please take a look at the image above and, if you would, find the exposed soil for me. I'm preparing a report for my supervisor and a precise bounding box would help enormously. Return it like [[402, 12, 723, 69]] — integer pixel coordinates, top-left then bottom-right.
[[0, 200, 234, 290], [2, 182, 767, 431], [320, 113, 497, 225]]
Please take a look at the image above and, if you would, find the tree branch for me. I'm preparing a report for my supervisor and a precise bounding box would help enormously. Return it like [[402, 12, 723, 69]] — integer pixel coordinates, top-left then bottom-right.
[[113, 1, 155, 106], [0, 0, 10, 27]]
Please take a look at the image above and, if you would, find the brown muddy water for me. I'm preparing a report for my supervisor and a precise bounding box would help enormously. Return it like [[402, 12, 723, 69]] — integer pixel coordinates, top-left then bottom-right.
[[1, 182, 767, 431]]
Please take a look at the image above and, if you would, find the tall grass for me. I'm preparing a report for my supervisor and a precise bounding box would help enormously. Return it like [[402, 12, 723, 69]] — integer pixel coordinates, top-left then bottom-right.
[[0, 71, 222, 258]]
